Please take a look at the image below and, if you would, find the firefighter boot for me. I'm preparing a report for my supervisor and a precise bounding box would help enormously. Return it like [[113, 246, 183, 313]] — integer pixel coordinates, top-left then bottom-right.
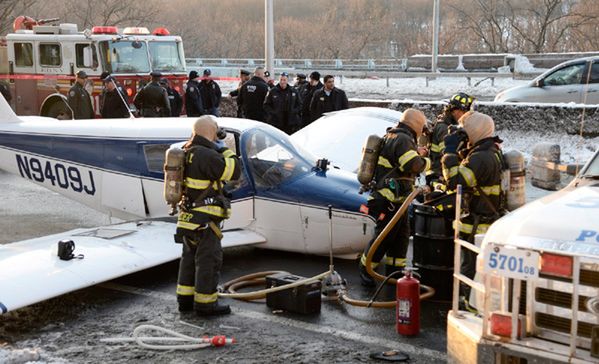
[[177, 296, 194, 313], [195, 302, 231, 316], [359, 263, 376, 287]]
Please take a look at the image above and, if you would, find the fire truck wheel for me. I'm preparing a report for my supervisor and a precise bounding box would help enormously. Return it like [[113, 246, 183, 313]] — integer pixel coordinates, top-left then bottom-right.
[[45, 102, 72, 120]]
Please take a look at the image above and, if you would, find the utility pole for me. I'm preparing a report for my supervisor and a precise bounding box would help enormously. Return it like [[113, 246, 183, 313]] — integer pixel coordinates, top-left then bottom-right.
[[432, 0, 440, 73], [265, 0, 274, 75]]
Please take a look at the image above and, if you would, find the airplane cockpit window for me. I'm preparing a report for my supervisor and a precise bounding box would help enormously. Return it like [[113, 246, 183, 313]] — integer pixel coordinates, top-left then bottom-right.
[[244, 128, 316, 187]]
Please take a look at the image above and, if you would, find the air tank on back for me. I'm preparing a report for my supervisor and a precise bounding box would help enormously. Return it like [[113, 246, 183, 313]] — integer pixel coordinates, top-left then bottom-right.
[[504, 149, 526, 211], [163, 147, 185, 215], [357, 134, 383, 193]]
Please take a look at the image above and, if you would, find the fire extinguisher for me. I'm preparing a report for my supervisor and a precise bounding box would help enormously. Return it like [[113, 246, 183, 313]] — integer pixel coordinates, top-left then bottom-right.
[[396, 268, 420, 336]]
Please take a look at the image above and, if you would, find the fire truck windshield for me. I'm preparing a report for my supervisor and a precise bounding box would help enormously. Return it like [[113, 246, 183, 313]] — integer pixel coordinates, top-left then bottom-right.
[[100, 40, 151, 73], [148, 41, 185, 72]]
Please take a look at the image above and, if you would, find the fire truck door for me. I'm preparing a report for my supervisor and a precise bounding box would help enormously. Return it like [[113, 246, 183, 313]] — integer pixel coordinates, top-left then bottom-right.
[[14, 79, 38, 116]]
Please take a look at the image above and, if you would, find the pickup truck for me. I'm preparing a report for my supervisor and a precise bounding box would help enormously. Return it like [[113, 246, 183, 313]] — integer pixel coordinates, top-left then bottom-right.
[[448, 147, 599, 363]]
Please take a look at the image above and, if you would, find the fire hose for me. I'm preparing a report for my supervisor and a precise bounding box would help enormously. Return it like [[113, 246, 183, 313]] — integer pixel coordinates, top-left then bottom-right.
[[339, 187, 436, 308]]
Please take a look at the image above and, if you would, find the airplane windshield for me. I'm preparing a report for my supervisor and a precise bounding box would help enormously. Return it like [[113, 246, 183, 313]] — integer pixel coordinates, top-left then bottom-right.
[[244, 127, 317, 187], [148, 41, 185, 72], [582, 151, 599, 177], [99, 40, 151, 73]]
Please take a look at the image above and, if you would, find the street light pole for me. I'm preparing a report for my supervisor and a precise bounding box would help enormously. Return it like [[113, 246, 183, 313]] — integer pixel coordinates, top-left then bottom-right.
[[432, 0, 440, 73], [265, 0, 274, 75]]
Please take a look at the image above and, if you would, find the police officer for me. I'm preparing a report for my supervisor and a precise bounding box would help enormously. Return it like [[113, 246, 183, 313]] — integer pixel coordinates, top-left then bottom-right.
[[238, 67, 269, 121], [175, 115, 241, 316], [160, 78, 182, 117], [428, 92, 474, 186], [229, 69, 251, 118], [134, 71, 170, 117], [263, 72, 302, 134], [185, 70, 204, 117], [309, 75, 348, 121], [358, 109, 430, 285], [198, 69, 222, 116], [67, 70, 94, 119], [441, 111, 503, 299], [100, 76, 130, 118], [301, 71, 323, 126]]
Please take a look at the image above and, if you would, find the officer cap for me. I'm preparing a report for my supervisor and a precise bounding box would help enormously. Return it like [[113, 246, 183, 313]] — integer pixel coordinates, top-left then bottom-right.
[[102, 76, 115, 83], [309, 71, 320, 80], [100, 71, 110, 80], [76, 70, 88, 79], [240, 69, 251, 76], [159, 78, 168, 86], [150, 71, 162, 78], [459, 111, 494, 145], [280, 72, 289, 78], [296, 73, 306, 79], [189, 70, 199, 80], [203, 69, 211, 76]]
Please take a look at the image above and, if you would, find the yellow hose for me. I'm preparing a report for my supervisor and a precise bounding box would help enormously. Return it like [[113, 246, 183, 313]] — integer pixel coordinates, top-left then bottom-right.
[[339, 187, 436, 308]]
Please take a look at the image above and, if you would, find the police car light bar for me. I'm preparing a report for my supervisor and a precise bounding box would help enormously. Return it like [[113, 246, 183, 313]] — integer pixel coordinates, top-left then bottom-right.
[[92, 26, 118, 35], [152, 27, 170, 36], [122, 27, 150, 35]]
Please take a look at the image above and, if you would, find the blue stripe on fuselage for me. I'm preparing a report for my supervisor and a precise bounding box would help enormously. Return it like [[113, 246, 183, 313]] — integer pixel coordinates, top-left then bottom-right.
[[0, 131, 183, 180]]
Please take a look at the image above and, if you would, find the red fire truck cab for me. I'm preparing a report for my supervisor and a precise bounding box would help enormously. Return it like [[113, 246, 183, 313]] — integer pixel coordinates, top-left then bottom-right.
[[1, 19, 187, 118]]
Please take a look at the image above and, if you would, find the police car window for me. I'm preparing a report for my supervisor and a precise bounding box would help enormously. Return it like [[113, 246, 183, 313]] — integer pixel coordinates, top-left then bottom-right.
[[75, 44, 98, 68], [39, 44, 61, 67], [589, 62, 599, 84], [99, 40, 150, 74], [14, 43, 33, 67], [545, 63, 585, 86], [148, 41, 185, 72]]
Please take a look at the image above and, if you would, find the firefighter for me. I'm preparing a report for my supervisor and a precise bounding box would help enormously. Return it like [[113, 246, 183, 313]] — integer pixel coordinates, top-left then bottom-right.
[[134, 71, 170, 117], [100, 76, 130, 118], [160, 78, 182, 117], [309, 75, 348, 121], [427, 92, 474, 187], [238, 67, 269, 121], [198, 69, 222, 116], [67, 70, 94, 119], [441, 111, 503, 296], [263, 72, 302, 134], [175, 115, 241, 316], [185, 70, 204, 117], [358, 109, 430, 286], [229, 69, 251, 118]]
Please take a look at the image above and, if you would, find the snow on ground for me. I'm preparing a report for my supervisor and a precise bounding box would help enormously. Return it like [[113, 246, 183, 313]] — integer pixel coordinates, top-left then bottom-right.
[[217, 76, 530, 101]]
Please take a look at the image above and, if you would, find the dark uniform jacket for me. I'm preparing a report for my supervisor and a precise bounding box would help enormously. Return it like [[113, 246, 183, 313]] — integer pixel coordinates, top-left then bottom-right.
[[199, 80, 221, 113], [134, 81, 170, 117], [176, 135, 241, 238], [372, 125, 430, 203], [301, 81, 323, 125], [101, 87, 130, 118], [442, 137, 503, 236], [68, 83, 94, 119], [166, 87, 182, 117], [238, 76, 269, 121], [309, 87, 349, 121], [0, 82, 12, 103], [429, 113, 455, 179], [185, 79, 204, 117], [263, 84, 302, 134]]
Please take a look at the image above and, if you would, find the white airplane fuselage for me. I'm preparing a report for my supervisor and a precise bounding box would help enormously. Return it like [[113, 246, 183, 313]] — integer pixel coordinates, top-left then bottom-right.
[[0, 110, 375, 257]]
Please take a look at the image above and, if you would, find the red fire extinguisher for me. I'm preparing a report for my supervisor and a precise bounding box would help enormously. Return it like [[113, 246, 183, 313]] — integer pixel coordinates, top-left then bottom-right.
[[396, 268, 420, 336]]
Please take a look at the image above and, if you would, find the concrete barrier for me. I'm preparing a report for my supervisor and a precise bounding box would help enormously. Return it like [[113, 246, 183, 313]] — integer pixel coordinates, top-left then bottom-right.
[[218, 97, 599, 137]]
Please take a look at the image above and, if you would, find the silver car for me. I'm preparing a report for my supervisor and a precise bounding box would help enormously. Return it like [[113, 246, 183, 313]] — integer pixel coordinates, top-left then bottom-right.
[[495, 56, 599, 104]]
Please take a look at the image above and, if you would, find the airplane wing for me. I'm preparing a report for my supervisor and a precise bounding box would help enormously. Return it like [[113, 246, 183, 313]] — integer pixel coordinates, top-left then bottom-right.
[[0, 221, 265, 314]]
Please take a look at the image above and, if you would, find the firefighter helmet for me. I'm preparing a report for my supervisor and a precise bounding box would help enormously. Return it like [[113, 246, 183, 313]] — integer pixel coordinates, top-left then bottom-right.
[[447, 92, 474, 112]]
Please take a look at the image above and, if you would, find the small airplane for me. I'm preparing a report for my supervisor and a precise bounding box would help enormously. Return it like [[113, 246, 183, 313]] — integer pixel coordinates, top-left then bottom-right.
[[0, 97, 379, 314]]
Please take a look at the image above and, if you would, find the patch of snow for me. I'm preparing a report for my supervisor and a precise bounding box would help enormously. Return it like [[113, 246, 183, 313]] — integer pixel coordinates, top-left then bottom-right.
[[0, 348, 41, 364], [513, 55, 545, 74]]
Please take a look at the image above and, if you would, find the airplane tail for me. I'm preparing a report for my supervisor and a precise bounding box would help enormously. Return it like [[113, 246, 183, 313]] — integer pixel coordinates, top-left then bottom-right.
[[0, 94, 22, 124]]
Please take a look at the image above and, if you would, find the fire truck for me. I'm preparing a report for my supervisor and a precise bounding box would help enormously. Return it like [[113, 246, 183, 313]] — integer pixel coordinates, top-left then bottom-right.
[[0, 16, 187, 118]]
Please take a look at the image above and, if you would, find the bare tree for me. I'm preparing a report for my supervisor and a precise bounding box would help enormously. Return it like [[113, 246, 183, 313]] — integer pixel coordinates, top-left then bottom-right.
[[0, 0, 38, 34]]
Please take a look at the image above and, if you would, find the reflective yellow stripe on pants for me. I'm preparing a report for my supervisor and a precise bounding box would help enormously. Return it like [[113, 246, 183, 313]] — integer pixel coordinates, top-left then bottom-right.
[[194, 292, 218, 304], [360, 254, 379, 268], [383, 256, 406, 267], [176, 284, 194, 296]]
